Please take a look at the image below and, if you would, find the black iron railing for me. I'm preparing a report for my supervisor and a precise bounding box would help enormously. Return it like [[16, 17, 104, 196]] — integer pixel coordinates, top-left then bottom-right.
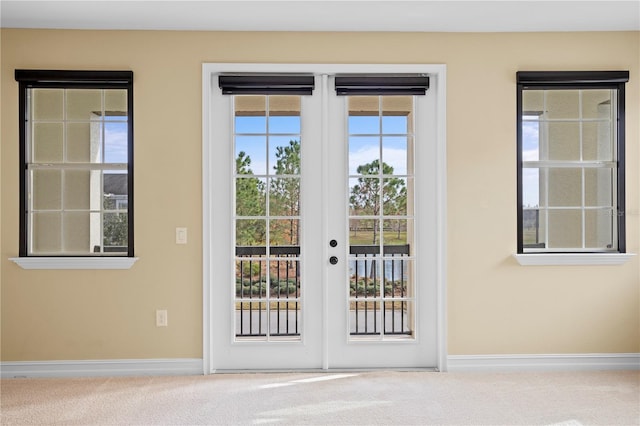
[[349, 244, 411, 336], [235, 246, 300, 338], [234, 244, 411, 339]]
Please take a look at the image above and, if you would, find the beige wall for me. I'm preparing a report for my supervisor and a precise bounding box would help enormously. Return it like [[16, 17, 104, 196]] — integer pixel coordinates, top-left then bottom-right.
[[1, 29, 638, 361]]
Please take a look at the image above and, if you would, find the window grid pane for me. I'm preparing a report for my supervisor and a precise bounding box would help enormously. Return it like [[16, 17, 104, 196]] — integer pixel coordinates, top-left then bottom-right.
[[233, 95, 302, 341], [521, 88, 619, 252], [26, 87, 129, 256], [348, 95, 416, 340]]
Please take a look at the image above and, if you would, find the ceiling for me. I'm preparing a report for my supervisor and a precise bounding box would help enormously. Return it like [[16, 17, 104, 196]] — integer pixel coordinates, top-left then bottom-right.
[[1, 0, 639, 32]]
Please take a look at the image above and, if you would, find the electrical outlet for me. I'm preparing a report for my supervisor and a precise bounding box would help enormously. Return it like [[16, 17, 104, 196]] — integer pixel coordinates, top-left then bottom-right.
[[156, 309, 168, 327]]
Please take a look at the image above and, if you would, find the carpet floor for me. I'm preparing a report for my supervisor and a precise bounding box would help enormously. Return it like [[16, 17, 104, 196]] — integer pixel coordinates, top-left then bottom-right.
[[1, 370, 639, 425]]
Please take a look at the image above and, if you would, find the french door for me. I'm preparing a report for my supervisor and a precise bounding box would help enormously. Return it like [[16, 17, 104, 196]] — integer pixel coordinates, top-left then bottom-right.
[[204, 65, 445, 371]]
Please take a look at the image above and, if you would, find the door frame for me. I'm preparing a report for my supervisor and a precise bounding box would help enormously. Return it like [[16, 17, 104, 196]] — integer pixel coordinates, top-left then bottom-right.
[[202, 63, 448, 373]]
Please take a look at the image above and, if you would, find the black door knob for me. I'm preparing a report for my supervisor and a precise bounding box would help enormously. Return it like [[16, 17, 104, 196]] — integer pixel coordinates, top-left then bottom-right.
[[329, 239, 338, 247], [329, 256, 338, 265]]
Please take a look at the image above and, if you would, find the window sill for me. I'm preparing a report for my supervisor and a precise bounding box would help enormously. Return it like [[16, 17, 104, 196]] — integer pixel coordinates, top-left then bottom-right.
[[10, 257, 139, 270], [513, 253, 636, 266]]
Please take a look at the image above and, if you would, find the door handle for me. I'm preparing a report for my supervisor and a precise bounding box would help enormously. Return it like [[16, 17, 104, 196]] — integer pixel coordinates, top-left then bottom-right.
[[329, 256, 338, 265]]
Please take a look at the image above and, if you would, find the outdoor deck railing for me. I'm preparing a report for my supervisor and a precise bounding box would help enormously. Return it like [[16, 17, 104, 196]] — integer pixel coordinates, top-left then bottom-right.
[[235, 246, 300, 338], [349, 244, 411, 336], [235, 244, 411, 339]]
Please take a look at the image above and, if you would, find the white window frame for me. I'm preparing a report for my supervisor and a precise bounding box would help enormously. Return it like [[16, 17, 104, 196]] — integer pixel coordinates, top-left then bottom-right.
[[202, 63, 448, 373]]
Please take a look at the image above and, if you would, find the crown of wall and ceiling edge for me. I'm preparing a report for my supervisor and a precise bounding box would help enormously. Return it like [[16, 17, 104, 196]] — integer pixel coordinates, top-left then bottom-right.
[[1, 1, 638, 33]]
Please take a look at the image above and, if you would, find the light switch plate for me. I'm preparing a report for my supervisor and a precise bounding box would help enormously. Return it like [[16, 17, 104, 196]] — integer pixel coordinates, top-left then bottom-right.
[[156, 309, 168, 327], [176, 227, 187, 244]]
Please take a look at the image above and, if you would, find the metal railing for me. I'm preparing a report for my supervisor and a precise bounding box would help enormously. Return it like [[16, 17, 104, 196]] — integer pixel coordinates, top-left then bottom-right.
[[349, 244, 411, 336], [234, 244, 411, 339], [235, 246, 300, 338]]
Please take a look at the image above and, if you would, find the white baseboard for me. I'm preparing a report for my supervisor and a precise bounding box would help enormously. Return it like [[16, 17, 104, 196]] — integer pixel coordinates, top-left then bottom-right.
[[3, 355, 637, 377], [1, 358, 204, 378], [447, 353, 640, 372]]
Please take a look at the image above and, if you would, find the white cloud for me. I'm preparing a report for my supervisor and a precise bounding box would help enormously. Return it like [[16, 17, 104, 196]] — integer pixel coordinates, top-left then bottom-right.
[[349, 146, 407, 175], [522, 149, 539, 161], [522, 169, 539, 207], [522, 121, 539, 162], [522, 121, 539, 140]]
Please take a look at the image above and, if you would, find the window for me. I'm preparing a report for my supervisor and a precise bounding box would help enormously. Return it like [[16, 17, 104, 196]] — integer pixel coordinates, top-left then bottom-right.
[[14, 70, 134, 261], [516, 71, 629, 258]]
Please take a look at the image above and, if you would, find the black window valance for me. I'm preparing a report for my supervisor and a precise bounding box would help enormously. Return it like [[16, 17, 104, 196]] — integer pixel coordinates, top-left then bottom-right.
[[335, 74, 429, 96], [218, 74, 315, 95], [517, 71, 629, 87], [15, 69, 133, 88]]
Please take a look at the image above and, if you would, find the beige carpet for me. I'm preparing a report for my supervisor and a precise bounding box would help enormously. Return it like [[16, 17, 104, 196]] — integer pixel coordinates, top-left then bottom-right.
[[1, 370, 639, 425]]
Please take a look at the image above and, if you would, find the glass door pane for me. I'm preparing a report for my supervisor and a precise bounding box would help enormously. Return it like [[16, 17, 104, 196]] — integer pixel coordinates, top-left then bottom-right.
[[234, 95, 302, 341], [347, 96, 416, 340]]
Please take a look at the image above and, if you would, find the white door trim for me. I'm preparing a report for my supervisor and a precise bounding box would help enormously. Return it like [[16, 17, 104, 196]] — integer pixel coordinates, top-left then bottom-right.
[[202, 63, 448, 373]]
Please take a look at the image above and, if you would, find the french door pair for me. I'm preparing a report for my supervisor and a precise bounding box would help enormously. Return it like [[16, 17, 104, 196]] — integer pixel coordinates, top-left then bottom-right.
[[205, 65, 444, 371]]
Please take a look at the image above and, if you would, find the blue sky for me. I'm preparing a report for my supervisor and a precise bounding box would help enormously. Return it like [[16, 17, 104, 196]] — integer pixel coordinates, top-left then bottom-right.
[[234, 116, 299, 175], [104, 119, 128, 164], [234, 114, 409, 176], [522, 119, 539, 207], [349, 115, 408, 176]]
